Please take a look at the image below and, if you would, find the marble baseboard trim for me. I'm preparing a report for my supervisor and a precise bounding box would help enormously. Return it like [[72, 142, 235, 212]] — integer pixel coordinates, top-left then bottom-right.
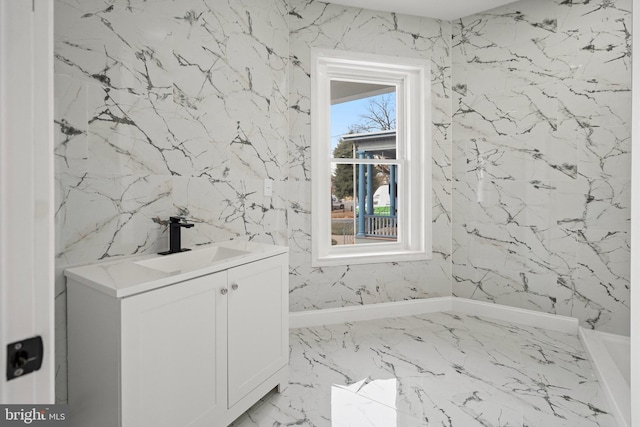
[[289, 297, 453, 329], [289, 297, 579, 333], [452, 298, 579, 334], [579, 327, 630, 427]]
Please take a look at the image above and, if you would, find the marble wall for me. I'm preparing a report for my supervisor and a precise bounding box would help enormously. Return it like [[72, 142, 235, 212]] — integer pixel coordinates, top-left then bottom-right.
[[287, 0, 453, 310], [54, 0, 289, 401], [451, 0, 632, 334]]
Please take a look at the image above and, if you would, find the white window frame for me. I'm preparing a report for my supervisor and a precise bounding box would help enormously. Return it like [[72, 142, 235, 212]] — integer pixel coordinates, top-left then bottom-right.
[[311, 48, 432, 267]]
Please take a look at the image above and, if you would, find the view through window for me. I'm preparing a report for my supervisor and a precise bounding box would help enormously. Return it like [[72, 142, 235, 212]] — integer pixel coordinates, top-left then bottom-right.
[[330, 82, 399, 247]]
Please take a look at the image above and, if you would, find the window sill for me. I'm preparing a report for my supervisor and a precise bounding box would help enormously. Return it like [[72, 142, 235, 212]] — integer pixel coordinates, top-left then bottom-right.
[[312, 249, 432, 267]]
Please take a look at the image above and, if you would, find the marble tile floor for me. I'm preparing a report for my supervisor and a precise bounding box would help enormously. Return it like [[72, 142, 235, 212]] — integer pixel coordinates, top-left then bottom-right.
[[230, 312, 616, 427]]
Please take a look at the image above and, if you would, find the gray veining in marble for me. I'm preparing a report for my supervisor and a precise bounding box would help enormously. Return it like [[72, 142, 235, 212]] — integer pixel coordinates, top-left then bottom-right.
[[231, 313, 615, 426], [54, 0, 289, 402], [451, 0, 631, 335], [55, 0, 289, 264]]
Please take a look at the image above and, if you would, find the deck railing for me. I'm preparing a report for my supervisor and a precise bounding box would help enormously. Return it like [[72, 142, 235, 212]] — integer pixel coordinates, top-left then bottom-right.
[[363, 214, 397, 238]]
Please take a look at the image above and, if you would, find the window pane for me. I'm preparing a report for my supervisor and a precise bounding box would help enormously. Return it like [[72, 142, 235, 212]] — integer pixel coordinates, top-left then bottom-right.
[[330, 81, 397, 160], [331, 162, 399, 246]]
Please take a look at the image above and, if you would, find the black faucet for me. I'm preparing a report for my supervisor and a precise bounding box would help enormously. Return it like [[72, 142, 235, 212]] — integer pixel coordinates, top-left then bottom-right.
[[159, 216, 194, 255]]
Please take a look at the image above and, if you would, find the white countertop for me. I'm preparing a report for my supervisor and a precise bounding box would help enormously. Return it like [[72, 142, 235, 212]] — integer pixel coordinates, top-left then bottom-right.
[[64, 240, 289, 298]]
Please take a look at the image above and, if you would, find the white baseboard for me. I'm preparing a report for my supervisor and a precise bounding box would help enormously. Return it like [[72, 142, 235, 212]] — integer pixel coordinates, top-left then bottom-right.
[[289, 297, 579, 334], [289, 297, 453, 329], [452, 298, 578, 334]]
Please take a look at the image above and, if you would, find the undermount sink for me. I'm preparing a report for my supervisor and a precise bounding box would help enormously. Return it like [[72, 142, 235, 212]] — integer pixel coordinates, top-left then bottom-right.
[[135, 246, 250, 274]]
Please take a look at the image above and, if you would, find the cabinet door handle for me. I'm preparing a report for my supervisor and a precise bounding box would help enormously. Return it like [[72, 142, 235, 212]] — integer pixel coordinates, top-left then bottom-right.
[[231, 283, 239, 290], [220, 288, 228, 295]]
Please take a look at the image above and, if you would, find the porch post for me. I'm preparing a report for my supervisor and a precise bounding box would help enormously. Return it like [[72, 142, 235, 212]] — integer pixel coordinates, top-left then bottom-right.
[[357, 151, 366, 237], [366, 153, 374, 215], [390, 164, 397, 216]]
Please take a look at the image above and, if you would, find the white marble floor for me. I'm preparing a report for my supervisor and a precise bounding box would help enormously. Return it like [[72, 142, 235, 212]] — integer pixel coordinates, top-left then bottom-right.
[[231, 312, 616, 427]]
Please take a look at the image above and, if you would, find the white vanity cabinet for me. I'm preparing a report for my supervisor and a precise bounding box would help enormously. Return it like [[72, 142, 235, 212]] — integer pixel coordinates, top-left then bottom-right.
[[67, 247, 288, 427]]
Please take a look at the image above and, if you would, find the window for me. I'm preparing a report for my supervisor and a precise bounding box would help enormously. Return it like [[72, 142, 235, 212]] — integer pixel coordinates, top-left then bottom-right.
[[311, 49, 432, 266]]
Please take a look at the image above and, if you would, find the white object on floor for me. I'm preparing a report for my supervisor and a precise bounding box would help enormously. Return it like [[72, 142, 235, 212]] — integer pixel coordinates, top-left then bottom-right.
[[579, 328, 630, 427], [331, 378, 398, 427]]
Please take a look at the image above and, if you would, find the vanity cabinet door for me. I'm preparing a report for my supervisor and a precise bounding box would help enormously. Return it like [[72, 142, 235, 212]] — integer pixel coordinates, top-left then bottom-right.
[[120, 272, 228, 427], [227, 255, 288, 407]]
